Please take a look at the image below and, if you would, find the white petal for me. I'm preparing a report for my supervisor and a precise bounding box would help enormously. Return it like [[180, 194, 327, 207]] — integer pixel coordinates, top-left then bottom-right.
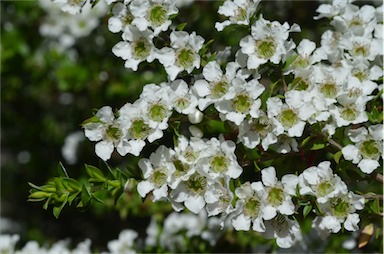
[[262, 205, 277, 220], [185, 195, 205, 214], [282, 174, 298, 196], [261, 167, 277, 186], [252, 217, 266, 232], [203, 61, 223, 82], [232, 214, 251, 231], [344, 213, 360, 231], [358, 159, 379, 174], [95, 141, 114, 161], [137, 181, 154, 198]]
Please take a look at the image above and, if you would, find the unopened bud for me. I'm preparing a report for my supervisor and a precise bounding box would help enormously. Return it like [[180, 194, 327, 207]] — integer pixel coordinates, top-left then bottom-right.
[[188, 109, 204, 124], [188, 125, 203, 138]]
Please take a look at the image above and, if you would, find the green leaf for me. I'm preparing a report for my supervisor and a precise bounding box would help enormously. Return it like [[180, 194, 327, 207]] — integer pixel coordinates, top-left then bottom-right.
[[176, 22, 187, 31], [85, 164, 105, 182], [57, 162, 69, 178], [53, 194, 68, 219], [370, 198, 381, 214], [311, 143, 326, 150], [333, 151, 342, 164], [303, 205, 312, 218], [81, 183, 92, 207], [81, 115, 101, 126], [28, 182, 45, 192]]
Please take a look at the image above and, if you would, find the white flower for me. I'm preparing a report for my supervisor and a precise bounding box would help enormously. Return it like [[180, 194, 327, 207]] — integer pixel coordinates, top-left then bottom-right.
[[215, 78, 265, 126], [61, 131, 84, 165], [204, 175, 235, 217], [313, 191, 364, 237], [331, 4, 377, 37], [137, 145, 175, 201], [118, 100, 163, 156], [53, 0, 86, 14], [298, 161, 348, 203], [261, 166, 298, 218], [215, 0, 261, 31], [139, 83, 173, 132], [112, 26, 156, 71], [239, 16, 300, 69], [169, 170, 208, 214], [108, 2, 135, 33], [0, 234, 19, 254], [199, 137, 243, 180], [168, 136, 207, 190], [342, 124, 383, 174], [237, 110, 278, 151], [340, 34, 382, 61], [83, 106, 126, 161], [107, 229, 138, 254], [262, 213, 302, 248], [194, 61, 242, 110], [156, 31, 204, 81], [169, 79, 199, 115], [130, 0, 178, 35], [231, 181, 268, 232], [266, 96, 306, 138]]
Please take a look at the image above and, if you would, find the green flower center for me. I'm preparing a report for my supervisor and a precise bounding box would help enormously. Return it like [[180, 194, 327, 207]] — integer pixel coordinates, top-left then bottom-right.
[[279, 108, 299, 128], [69, 0, 84, 6], [150, 167, 168, 188], [210, 153, 229, 173], [106, 125, 122, 141], [235, 7, 247, 21], [244, 196, 261, 218], [330, 197, 352, 218], [173, 159, 189, 178], [132, 38, 151, 60], [267, 187, 285, 207], [183, 147, 198, 162], [340, 105, 358, 121], [269, 214, 289, 234], [316, 180, 334, 197], [122, 13, 134, 26], [211, 80, 229, 99], [352, 69, 368, 82], [176, 48, 196, 68], [293, 55, 310, 69], [148, 4, 167, 27], [232, 93, 252, 113], [320, 82, 338, 98], [129, 118, 150, 139], [352, 44, 369, 57], [148, 103, 167, 122], [187, 173, 207, 195], [289, 77, 309, 91], [250, 116, 271, 136], [256, 37, 276, 59], [175, 97, 190, 110], [359, 140, 380, 160], [349, 17, 363, 28]]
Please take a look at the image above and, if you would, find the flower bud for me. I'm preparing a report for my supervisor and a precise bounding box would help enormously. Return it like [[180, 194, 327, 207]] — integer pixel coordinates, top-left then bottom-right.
[[188, 109, 204, 124], [188, 125, 203, 138]]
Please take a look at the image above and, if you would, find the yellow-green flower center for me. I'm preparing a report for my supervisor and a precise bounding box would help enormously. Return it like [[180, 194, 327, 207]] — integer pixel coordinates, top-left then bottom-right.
[[244, 196, 261, 218], [132, 38, 151, 60], [148, 4, 167, 27], [359, 140, 380, 160], [340, 105, 358, 121], [176, 48, 196, 68], [173, 159, 189, 178], [211, 80, 229, 99], [129, 118, 150, 139], [256, 37, 277, 59], [148, 103, 167, 122], [187, 173, 207, 195], [210, 153, 229, 173], [320, 82, 338, 98], [232, 93, 252, 113], [150, 167, 168, 187], [279, 108, 299, 128], [267, 187, 285, 207]]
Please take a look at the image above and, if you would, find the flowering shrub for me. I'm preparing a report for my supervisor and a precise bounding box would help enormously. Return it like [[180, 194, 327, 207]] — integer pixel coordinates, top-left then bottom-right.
[[22, 0, 383, 252]]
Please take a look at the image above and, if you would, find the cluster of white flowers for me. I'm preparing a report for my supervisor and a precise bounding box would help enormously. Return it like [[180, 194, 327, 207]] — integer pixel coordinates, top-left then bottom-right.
[[52, 0, 382, 250], [39, 0, 108, 50]]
